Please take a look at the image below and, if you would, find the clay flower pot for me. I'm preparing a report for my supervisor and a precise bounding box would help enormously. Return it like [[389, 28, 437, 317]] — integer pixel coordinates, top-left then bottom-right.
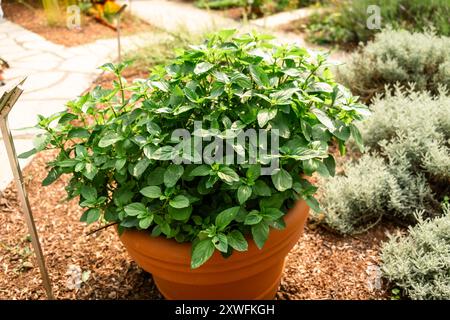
[[119, 200, 309, 300]]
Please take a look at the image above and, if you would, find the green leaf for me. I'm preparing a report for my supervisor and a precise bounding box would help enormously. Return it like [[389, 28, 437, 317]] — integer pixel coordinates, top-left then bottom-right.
[[270, 113, 291, 138], [56, 159, 79, 167], [191, 239, 215, 269], [257, 108, 277, 127], [83, 163, 98, 180], [311, 108, 335, 132], [252, 221, 270, 249], [98, 132, 122, 147], [237, 185, 252, 205], [58, 112, 78, 124], [18, 148, 37, 159], [271, 168, 293, 192], [244, 212, 262, 225], [143, 144, 156, 159], [332, 121, 351, 140], [138, 216, 153, 229], [253, 180, 271, 196], [174, 104, 196, 115], [249, 65, 270, 88], [194, 62, 214, 75], [189, 165, 211, 177], [80, 208, 100, 225], [113, 158, 126, 171], [140, 186, 162, 199], [338, 139, 347, 156], [215, 206, 240, 230], [99, 62, 116, 73], [212, 234, 228, 253], [263, 208, 284, 221], [146, 121, 161, 135], [124, 203, 147, 217], [169, 195, 190, 209], [217, 166, 240, 183], [132, 158, 150, 177], [164, 164, 184, 187], [81, 186, 97, 201], [324, 155, 336, 177], [227, 230, 248, 251], [42, 168, 61, 186], [350, 124, 364, 152], [305, 196, 321, 213], [184, 87, 199, 103], [168, 205, 192, 221], [246, 164, 261, 181], [113, 188, 134, 207], [68, 128, 90, 139], [152, 146, 175, 160], [147, 167, 166, 186]]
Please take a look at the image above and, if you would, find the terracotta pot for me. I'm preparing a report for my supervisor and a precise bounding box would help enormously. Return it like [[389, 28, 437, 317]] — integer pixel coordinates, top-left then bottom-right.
[[119, 200, 309, 300]]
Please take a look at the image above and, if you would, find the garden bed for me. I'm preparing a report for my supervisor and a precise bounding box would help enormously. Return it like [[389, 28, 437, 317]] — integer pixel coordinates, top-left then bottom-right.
[[2, 1, 153, 47], [0, 150, 394, 299]]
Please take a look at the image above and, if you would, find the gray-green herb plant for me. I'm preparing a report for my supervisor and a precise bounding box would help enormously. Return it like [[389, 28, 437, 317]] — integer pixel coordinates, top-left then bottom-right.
[[381, 205, 450, 300], [21, 30, 368, 268]]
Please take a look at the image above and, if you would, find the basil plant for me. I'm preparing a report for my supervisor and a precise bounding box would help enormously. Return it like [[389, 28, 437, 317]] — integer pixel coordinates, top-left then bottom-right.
[[22, 30, 369, 268]]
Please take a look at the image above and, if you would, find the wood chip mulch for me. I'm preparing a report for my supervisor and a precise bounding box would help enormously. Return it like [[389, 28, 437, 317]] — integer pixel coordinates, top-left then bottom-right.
[[0, 151, 394, 300], [2, 1, 154, 47]]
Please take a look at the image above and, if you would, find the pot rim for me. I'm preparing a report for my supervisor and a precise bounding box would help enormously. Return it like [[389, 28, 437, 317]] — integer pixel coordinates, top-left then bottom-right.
[[119, 199, 309, 267]]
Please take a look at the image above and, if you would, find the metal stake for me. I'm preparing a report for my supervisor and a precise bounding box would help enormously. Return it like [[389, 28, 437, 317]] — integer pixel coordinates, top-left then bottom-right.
[[116, 4, 127, 63], [0, 79, 54, 299]]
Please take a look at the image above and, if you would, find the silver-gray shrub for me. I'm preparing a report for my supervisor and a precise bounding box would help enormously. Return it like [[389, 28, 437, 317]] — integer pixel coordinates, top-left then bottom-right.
[[316, 89, 449, 234], [317, 154, 392, 234], [381, 205, 450, 300], [336, 29, 450, 102]]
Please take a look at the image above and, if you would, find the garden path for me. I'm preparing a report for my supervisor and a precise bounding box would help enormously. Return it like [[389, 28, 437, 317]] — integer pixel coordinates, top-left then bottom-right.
[[125, 0, 345, 61], [0, 19, 156, 190]]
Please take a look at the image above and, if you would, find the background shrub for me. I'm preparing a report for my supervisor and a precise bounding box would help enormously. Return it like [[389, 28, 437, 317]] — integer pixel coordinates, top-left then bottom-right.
[[305, 0, 450, 46], [336, 29, 450, 102], [316, 89, 450, 234], [381, 205, 450, 300]]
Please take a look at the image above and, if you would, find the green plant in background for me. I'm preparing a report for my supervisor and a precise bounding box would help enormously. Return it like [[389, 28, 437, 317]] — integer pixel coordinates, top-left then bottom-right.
[[21, 30, 368, 268], [304, 11, 354, 46], [316, 87, 450, 234], [123, 31, 201, 72], [41, 0, 61, 25], [195, 0, 321, 16], [336, 29, 450, 102], [381, 204, 450, 300], [305, 0, 450, 46]]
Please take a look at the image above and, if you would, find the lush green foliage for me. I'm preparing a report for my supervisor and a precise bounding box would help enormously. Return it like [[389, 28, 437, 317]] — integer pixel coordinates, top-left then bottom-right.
[[195, 0, 320, 15], [381, 205, 450, 300], [305, 0, 450, 46], [316, 88, 450, 234], [336, 29, 450, 102], [23, 30, 367, 268]]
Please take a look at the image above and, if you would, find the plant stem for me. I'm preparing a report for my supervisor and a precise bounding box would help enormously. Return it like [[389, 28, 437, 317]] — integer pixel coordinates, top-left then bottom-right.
[[86, 222, 118, 236]]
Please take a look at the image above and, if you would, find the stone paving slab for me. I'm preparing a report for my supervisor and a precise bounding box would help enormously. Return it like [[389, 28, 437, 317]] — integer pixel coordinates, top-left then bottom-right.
[[252, 7, 321, 29], [123, 0, 236, 34]]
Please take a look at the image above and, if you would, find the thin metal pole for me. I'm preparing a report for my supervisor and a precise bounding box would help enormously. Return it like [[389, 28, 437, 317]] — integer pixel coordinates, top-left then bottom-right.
[[116, 5, 127, 64], [117, 16, 121, 63], [0, 82, 54, 299]]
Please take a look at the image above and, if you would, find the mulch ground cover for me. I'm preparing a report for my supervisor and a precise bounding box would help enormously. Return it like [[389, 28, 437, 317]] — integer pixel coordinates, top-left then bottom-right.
[[2, 1, 153, 47]]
